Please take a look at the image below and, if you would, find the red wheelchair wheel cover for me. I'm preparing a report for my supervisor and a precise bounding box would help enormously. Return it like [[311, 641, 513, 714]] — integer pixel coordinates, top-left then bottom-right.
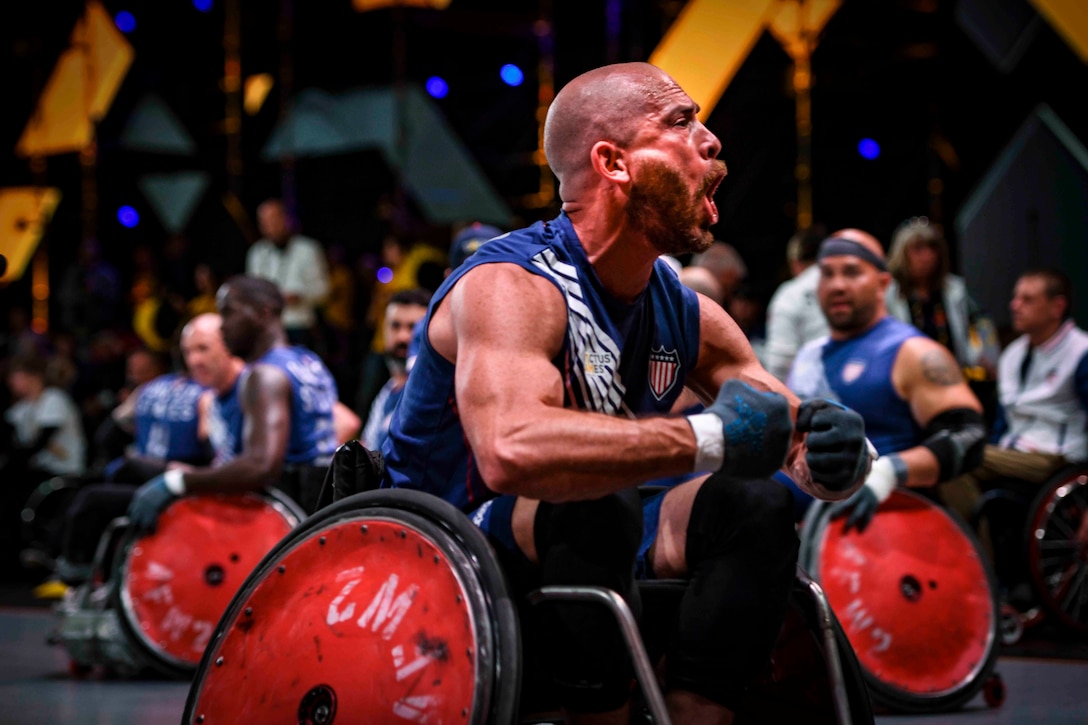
[[120, 493, 299, 669], [811, 489, 995, 698], [189, 517, 481, 724]]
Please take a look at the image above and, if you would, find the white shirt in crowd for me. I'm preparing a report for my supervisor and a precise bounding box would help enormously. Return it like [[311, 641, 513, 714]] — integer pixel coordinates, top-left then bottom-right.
[[764, 264, 829, 382], [245, 234, 330, 330], [5, 387, 86, 476]]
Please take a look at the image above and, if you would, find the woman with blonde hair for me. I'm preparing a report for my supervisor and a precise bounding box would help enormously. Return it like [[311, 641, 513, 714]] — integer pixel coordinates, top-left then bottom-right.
[[885, 217, 1000, 377]]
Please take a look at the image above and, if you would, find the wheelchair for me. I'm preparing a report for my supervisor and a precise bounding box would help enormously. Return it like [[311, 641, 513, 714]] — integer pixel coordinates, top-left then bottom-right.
[[973, 464, 1088, 638], [52, 488, 305, 679], [184, 486, 874, 724], [800, 488, 1004, 713]]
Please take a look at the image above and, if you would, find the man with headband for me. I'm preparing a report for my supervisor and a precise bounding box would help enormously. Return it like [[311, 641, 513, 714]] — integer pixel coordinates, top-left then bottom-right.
[[381, 62, 871, 723], [788, 229, 987, 531]]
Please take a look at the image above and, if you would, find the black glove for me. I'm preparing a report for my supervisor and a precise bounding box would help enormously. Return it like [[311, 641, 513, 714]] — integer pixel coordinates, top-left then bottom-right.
[[829, 484, 880, 534], [703, 379, 793, 479], [796, 398, 869, 492], [127, 474, 179, 534], [315, 440, 387, 511]]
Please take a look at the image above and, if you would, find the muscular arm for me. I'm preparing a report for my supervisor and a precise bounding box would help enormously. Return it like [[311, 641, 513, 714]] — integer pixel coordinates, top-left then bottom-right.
[[441, 263, 698, 502], [180, 364, 292, 493], [892, 338, 983, 488], [686, 295, 839, 497]]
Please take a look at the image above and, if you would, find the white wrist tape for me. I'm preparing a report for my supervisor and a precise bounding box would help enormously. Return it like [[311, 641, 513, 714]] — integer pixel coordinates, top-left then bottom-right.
[[687, 413, 725, 473], [163, 468, 187, 496], [865, 455, 898, 504]]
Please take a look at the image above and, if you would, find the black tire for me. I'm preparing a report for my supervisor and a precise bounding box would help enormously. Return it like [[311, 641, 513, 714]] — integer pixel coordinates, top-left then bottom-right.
[[1025, 466, 1088, 636]]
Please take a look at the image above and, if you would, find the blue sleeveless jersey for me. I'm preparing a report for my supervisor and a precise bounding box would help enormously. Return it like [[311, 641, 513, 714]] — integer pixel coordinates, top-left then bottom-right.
[[207, 347, 339, 465], [258, 346, 339, 464], [208, 375, 244, 465], [133, 373, 205, 462], [382, 212, 702, 511], [789, 316, 923, 455]]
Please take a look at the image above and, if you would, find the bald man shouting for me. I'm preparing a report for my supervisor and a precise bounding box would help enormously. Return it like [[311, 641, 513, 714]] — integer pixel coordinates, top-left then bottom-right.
[[788, 229, 987, 531], [380, 62, 871, 724]]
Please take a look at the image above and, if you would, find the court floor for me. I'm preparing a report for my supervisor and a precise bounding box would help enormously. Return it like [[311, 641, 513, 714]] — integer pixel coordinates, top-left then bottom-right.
[[1, 607, 1085, 724]]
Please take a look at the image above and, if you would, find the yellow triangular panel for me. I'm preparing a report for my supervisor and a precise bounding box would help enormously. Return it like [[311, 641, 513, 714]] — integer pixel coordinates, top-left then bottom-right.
[[15, 1, 133, 157], [1029, 0, 1088, 63], [0, 187, 62, 283], [767, 0, 842, 57], [649, 0, 778, 122]]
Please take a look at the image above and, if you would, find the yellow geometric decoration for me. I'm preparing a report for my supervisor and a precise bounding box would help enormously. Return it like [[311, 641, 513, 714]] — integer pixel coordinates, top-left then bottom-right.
[[16, 1, 134, 157], [0, 187, 62, 284], [353, 0, 450, 11], [1029, 0, 1088, 63], [650, 0, 841, 121], [244, 74, 275, 116]]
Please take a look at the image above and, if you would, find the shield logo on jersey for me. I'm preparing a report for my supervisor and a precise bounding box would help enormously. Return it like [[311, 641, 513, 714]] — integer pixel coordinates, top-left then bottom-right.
[[648, 346, 680, 400], [841, 358, 867, 384]]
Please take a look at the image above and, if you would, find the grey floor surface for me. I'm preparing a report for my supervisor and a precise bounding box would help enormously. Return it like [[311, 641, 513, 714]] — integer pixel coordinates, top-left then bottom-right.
[[1, 608, 1085, 724]]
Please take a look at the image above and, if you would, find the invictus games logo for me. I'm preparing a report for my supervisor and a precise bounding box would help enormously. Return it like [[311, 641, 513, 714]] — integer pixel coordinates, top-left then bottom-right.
[[648, 346, 680, 400], [584, 351, 615, 376]]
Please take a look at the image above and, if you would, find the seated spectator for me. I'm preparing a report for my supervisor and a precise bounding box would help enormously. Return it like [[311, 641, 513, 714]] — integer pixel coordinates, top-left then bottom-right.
[[361, 289, 430, 452], [691, 240, 747, 306], [948, 269, 1088, 489], [2, 355, 86, 578], [764, 224, 828, 381], [885, 217, 1000, 376]]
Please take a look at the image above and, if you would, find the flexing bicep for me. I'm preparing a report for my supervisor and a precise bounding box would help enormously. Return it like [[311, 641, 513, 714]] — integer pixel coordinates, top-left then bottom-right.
[[899, 339, 982, 427], [449, 265, 568, 454]]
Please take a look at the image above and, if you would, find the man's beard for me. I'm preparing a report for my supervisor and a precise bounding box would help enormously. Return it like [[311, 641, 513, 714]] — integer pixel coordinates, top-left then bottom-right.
[[824, 298, 879, 336], [384, 349, 408, 376], [626, 158, 721, 256]]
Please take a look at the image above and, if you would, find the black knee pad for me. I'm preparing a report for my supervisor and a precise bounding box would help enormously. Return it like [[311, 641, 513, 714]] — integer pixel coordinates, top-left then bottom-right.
[[667, 475, 799, 710], [532, 488, 643, 713]]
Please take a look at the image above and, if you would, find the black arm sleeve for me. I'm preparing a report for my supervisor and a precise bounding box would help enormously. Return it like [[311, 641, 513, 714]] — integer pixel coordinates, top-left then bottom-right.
[[920, 407, 987, 482]]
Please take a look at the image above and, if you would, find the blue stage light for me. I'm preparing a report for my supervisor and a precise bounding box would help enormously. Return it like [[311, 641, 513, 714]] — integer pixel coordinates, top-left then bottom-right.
[[115, 10, 136, 33], [425, 77, 449, 99], [193, 0, 213, 12], [500, 64, 524, 87], [858, 138, 881, 160], [377, 267, 394, 284], [118, 206, 140, 228]]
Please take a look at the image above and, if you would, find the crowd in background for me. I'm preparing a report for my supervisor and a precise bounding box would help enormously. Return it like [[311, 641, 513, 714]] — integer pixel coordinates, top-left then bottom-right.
[[0, 197, 1015, 583]]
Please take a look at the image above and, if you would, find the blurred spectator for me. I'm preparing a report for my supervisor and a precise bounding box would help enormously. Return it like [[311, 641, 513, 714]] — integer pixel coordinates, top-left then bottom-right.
[[678, 265, 724, 306], [447, 223, 503, 275], [187, 263, 220, 319], [690, 240, 747, 305], [729, 284, 768, 365], [56, 238, 121, 340], [886, 217, 999, 376], [4, 355, 86, 479], [764, 224, 829, 381], [361, 289, 431, 452], [358, 235, 446, 416], [45, 331, 79, 393], [246, 198, 330, 347], [321, 244, 356, 385], [2, 307, 50, 361]]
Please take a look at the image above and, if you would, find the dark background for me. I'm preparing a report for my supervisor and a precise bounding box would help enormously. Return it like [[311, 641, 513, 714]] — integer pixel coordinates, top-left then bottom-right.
[[2, 0, 1086, 311]]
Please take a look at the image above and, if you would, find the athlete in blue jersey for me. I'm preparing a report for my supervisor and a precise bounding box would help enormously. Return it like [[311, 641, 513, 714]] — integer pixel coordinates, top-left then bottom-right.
[[381, 62, 871, 723], [128, 277, 350, 529], [788, 229, 987, 532], [56, 314, 246, 581]]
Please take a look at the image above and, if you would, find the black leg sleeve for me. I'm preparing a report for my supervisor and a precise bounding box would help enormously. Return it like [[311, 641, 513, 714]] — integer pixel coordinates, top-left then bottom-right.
[[532, 487, 643, 713], [666, 474, 799, 710]]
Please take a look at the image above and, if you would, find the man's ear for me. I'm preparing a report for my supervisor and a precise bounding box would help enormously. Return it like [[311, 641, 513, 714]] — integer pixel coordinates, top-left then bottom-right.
[[589, 140, 630, 185]]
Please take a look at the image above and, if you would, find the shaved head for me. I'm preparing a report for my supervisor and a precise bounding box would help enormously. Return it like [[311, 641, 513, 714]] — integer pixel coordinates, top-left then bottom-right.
[[544, 63, 680, 193]]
